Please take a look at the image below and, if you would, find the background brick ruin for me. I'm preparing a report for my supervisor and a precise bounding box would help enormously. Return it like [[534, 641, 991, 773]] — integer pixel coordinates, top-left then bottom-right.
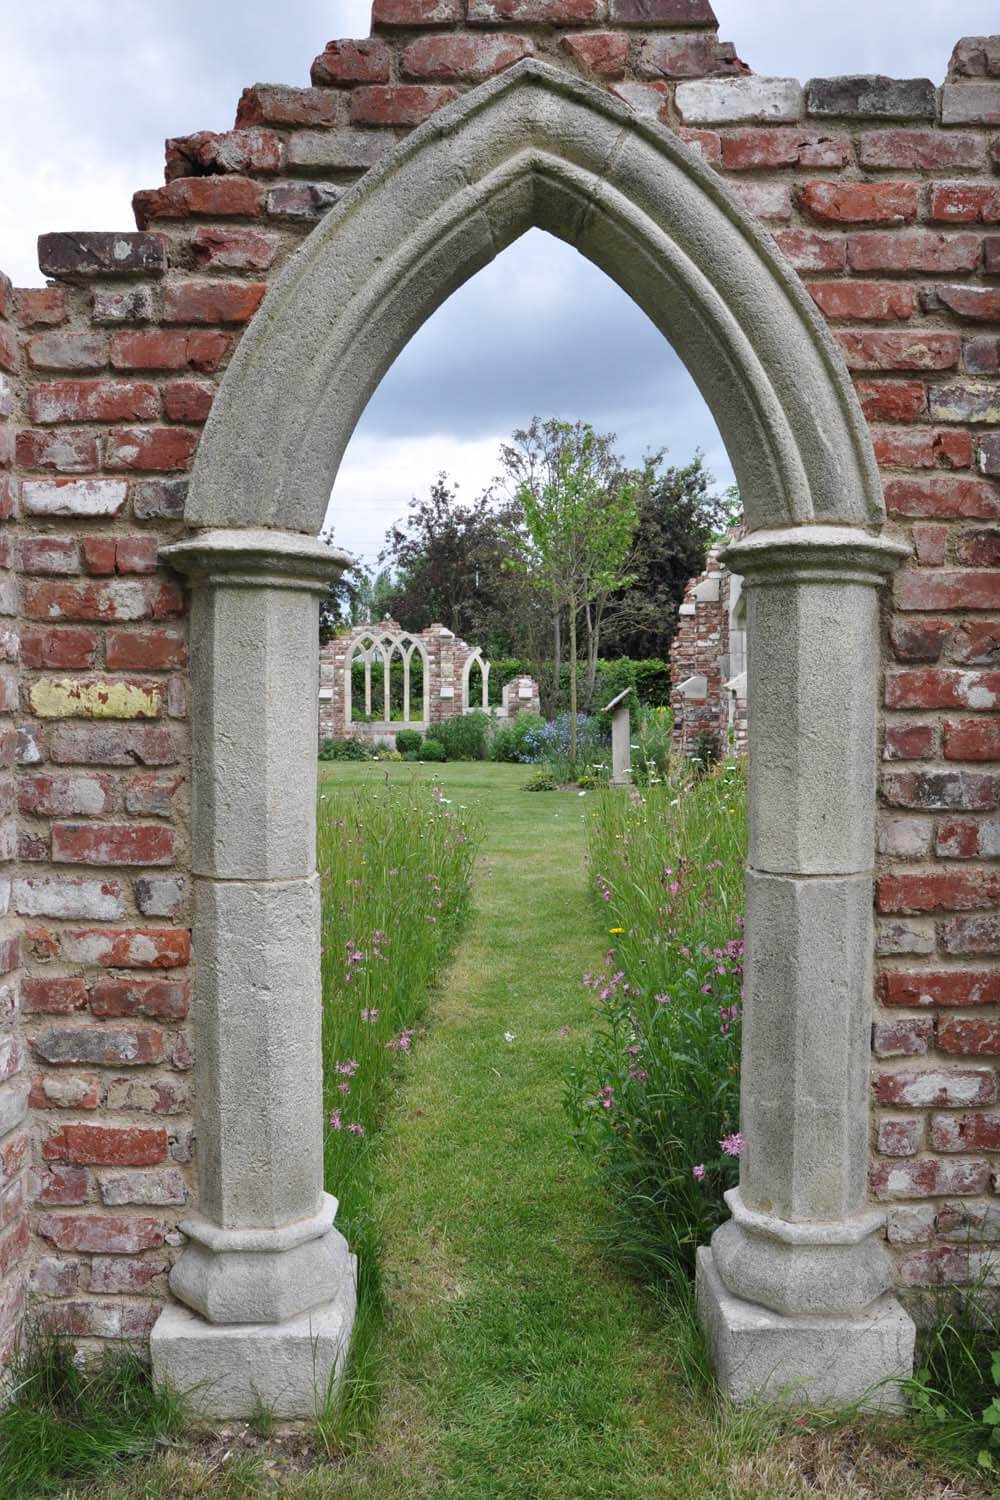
[[0, 4, 996, 1358]]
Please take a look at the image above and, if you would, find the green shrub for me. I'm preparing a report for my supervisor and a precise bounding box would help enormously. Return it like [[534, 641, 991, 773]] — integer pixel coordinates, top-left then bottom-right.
[[433, 710, 492, 761], [420, 738, 447, 762], [631, 704, 673, 786], [394, 729, 423, 755], [524, 767, 558, 791], [319, 736, 375, 762], [567, 761, 747, 1281], [491, 711, 545, 763]]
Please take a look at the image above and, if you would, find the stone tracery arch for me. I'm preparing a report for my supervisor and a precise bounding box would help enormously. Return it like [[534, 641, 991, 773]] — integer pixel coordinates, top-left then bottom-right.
[[156, 58, 912, 1415]]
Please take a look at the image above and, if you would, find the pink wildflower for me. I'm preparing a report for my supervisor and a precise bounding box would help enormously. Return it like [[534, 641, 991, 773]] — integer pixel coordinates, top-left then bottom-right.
[[558, 1026, 570, 1036], [692, 1164, 706, 1182], [348, 1122, 366, 1136], [721, 1132, 746, 1157], [329, 1109, 343, 1131], [654, 993, 671, 1006], [360, 1008, 379, 1024], [335, 1059, 359, 1076]]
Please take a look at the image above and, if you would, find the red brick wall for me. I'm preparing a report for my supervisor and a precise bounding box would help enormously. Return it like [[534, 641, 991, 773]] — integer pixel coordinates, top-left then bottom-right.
[[0, 5, 996, 1349]]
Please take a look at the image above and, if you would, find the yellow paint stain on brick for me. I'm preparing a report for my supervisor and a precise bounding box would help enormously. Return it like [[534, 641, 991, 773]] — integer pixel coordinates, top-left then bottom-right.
[[29, 678, 161, 720]]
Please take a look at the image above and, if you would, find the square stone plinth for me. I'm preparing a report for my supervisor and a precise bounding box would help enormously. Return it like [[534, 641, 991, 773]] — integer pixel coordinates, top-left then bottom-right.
[[696, 1247, 915, 1410], [151, 1272, 356, 1420]]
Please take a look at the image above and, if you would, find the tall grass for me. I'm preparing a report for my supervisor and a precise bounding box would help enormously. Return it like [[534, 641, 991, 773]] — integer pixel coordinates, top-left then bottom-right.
[[566, 760, 748, 1280], [316, 776, 481, 1437], [0, 1338, 185, 1500]]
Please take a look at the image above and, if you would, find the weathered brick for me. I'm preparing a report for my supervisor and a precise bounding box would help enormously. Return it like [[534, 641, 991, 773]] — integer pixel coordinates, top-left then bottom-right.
[[859, 130, 987, 170], [885, 475, 1000, 519], [936, 815, 1000, 859], [110, 330, 232, 372], [18, 772, 115, 817], [949, 36, 1000, 79], [895, 1246, 978, 1285], [20, 977, 88, 1015], [882, 768, 999, 809], [636, 33, 744, 80], [941, 82, 1000, 127], [162, 379, 213, 423], [30, 1073, 101, 1110], [923, 284, 1000, 321], [877, 871, 1000, 913], [35, 1165, 89, 1206], [888, 666, 998, 713], [674, 76, 801, 125], [372, 0, 464, 22], [882, 723, 935, 760], [877, 920, 935, 956], [265, 181, 343, 220], [15, 877, 124, 921], [38, 233, 166, 279], [931, 1111, 1000, 1152], [856, 379, 925, 424], [31, 1256, 82, 1295], [874, 1065, 996, 1108], [929, 381, 1000, 426], [26, 332, 109, 372], [806, 76, 935, 119], [938, 1017, 1000, 1056], [562, 32, 628, 79], [876, 1116, 923, 1155], [29, 379, 160, 425], [835, 331, 959, 372], [15, 287, 68, 327], [311, 39, 391, 85], [124, 774, 181, 817], [285, 130, 393, 172], [729, 181, 791, 222], [910, 522, 949, 565], [801, 180, 917, 225], [16, 429, 100, 473], [42, 1124, 168, 1167], [944, 718, 1000, 760], [986, 236, 1000, 276], [848, 231, 981, 274], [57, 927, 190, 969], [808, 281, 915, 320], [31, 1023, 165, 1066], [36, 1213, 164, 1254], [929, 183, 1000, 224], [88, 1257, 168, 1293], [953, 620, 1000, 665], [963, 335, 1000, 374], [869, 1155, 987, 1200], [611, 81, 670, 117], [17, 536, 80, 574], [91, 287, 156, 325], [607, 0, 717, 21], [106, 629, 187, 671], [90, 976, 188, 1021], [895, 570, 1000, 612], [236, 84, 345, 128], [24, 578, 182, 623], [105, 1075, 189, 1114], [956, 527, 1000, 567], [872, 1017, 933, 1057], [98, 1167, 187, 1206], [165, 128, 281, 180], [52, 823, 176, 867], [401, 33, 535, 81], [873, 429, 971, 470], [879, 968, 1000, 1008], [940, 913, 1000, 954], [134, 877, 185, 918], [162, 280, 266, 325], [188, 227, 279, 272], [105, 426, 199, 472], [350, 84, 458, 126], [133, 177, 263, 227], [50, 724, 176, 766]]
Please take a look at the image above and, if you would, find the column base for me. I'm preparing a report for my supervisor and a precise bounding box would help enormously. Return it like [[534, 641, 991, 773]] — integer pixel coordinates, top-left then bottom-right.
[[695, 1247, 915, 1411], [151, 1254, 357, 1419]]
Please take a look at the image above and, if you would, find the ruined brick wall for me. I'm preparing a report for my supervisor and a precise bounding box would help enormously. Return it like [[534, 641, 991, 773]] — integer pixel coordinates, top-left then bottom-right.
[[0, 4, 997, 1352], [668, 547, 746, 760]]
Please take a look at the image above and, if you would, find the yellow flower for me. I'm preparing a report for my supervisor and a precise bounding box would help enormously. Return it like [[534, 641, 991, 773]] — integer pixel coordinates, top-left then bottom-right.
[[609, 927, 624, 934]]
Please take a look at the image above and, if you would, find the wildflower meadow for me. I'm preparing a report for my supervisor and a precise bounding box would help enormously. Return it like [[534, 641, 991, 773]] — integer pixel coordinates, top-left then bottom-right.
[[567, 760, 748, 1281], [316, 776, 481, 1424]]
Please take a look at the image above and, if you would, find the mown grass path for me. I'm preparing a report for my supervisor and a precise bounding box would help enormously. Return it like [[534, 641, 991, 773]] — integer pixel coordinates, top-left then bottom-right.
[[325, 762, 722, 1499]]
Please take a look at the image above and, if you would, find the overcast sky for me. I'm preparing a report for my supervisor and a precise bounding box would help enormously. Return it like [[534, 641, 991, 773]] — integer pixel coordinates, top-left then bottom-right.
[[0, 2, 990, 564]]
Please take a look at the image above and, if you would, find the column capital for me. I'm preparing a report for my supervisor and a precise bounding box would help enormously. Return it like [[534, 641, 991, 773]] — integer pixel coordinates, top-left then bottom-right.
[[721, 525, 908, 588], [162, 527, 352, 593]]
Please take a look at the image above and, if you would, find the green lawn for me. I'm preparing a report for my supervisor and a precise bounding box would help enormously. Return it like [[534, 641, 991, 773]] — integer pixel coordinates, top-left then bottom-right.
[[65, 763, 990, 1500]]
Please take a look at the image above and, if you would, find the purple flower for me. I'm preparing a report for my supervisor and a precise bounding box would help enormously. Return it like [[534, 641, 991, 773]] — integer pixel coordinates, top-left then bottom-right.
[[360, 1008, 379, 1023], [335, 1059, 359, 1076], [654, 993, 671, 1006], [348, 1121, 366, 1136], [558, 1026, 570, 1037], [692, 1163, 706, 1182], [329, 1109, 343, 1131], [720, 1132, 746, 1157]]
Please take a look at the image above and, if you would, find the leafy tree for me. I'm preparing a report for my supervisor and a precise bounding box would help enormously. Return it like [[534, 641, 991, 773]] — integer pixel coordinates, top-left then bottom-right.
[[378, 474, 540, 656], [600, 453, 733, 661], [499, 418, 639, 764], [317, 528, 371, 643]]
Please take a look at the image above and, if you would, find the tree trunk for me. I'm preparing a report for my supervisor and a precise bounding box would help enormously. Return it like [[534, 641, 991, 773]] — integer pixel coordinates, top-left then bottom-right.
[[569, 594, 578, 766], [552, 605, 562, 713]]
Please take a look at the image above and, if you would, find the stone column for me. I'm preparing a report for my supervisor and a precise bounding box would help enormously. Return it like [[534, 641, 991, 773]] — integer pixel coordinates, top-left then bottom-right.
[[150, 528, 357, 1419], [695, 525, 916, 1409]]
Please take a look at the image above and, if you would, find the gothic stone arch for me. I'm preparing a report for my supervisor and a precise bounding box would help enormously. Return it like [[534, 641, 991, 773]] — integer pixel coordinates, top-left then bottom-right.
[[154, 59, 913, 1413]]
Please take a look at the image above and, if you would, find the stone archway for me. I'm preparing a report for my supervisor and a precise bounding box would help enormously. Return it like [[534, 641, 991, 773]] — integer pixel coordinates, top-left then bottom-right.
[[153, 59, 911, 1414]]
